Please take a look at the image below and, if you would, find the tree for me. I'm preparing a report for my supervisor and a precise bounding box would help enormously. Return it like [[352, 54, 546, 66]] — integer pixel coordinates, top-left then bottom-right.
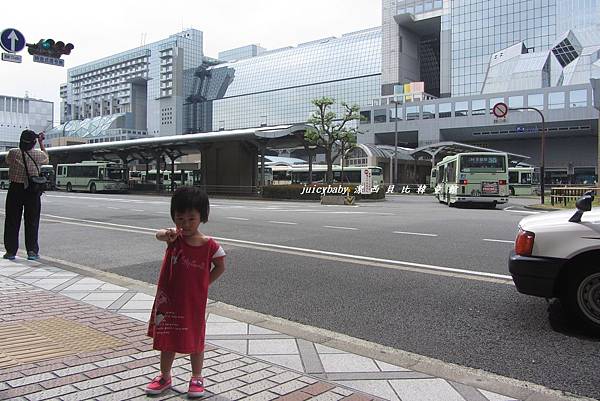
[[306, 97, 362, 184], [293, 132, 319, 184]]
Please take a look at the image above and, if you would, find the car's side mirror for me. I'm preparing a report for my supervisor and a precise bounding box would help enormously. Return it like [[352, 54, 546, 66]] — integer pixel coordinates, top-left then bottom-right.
[[569, 191, 595, 223]]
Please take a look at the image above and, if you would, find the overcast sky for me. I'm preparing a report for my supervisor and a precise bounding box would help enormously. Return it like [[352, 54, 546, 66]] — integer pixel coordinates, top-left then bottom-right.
[[1, 0, 381, 123]]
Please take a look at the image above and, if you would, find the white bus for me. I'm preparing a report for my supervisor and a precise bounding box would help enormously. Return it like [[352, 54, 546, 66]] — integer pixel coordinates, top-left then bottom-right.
[[290, 165, 384, 186], [434, 152, 509, 207], [257, 165, 273, 186], [508, 166, 535, 196], [140, 170, 196, 188], [0, 168, 9, 189], [56, 161, 128, 193]]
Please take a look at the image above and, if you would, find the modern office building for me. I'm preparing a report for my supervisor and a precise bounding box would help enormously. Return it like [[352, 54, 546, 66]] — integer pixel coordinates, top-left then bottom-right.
[[0, 95, 53, 151], [49, 29, 204, 143], [184, 28, 382, 133]]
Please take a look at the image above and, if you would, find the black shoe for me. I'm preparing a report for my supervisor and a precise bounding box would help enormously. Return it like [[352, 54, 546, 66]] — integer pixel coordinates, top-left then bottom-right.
[[3, 253, 16, 260], [27, 252, 39, 261]]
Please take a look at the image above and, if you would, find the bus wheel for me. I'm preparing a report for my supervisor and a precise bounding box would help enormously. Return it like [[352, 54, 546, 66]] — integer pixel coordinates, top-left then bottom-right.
[[510, 187, 515, 196], [89, 183, 96, 193], [66, 183, 72, 192], [0, 182, 4, 190]]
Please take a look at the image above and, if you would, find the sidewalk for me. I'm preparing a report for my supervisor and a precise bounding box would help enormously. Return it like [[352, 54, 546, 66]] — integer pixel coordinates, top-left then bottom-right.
[[0, 258, 576, 401]]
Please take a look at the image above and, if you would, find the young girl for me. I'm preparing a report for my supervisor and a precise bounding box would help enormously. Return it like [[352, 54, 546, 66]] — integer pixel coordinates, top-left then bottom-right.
[[146, 187, 225, 397]]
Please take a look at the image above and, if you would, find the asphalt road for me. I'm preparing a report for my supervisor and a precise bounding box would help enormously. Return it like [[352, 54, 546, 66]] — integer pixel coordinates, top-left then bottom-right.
[[1, 192, 598, 400]]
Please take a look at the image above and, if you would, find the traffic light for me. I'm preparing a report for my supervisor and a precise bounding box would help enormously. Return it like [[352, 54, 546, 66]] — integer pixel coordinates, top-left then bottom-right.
[[27, 39, 74, 58]]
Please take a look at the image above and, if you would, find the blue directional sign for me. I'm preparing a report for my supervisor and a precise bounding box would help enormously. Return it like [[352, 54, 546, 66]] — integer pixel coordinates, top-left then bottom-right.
[[0, 28, 26, 53]]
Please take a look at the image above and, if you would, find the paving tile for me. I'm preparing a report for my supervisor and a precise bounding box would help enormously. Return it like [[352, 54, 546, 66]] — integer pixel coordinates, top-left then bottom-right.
[[320, 354, 380, 373], [239, 362, 270, 373], [298, 376, 319, 385], [31, 278, 71, 290], [94, 355, 135, 367], [95, 386, 146, 401], [38, 373, 87, 389], [335, 380, 399, 401], [315, 344, 349, 354], [82, 292, 125, 301], [258, 354, 304, 372], [389, 378, 466, 401], [269, 379, 309, 395], [276, 390, 313, 401], [302, 382, 336, 396], [206, 339, 248, 354], [238, 369, 276, 383], [118, 312, 149, 321], [72, 374, 121, 390], [238, 379, 278, 395], [8, 372, 56, 388], [207, 314, 241, 323], [480, 389, 519, 401], [331, 387, 354, 397], [242, 391, 279, 401], [206, 322, 248, 335], [248, 325, 280, 335], [23, 384, 77, 400], [309, 391, 346, 401], [115, 365, 158, 379], [206, 378, 246, 393], [211, 359, 247, 372], [209, 390, 247, 400], [105, 375, 148, 391], [208, 368, 247, 383], [249, 339, 298, 355], [269, 371, 302, 384], [0, 384, 43, 400], [374, 360, 411, 372]]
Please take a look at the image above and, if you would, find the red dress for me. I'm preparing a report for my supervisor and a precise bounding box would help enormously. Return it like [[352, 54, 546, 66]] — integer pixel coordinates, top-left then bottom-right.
[[147, 236, 224, 353]]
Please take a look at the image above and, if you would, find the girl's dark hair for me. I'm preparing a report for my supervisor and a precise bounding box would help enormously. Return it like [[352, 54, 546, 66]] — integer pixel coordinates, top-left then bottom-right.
[[170, 187, 210, 223], [19, 130, 37, 151]]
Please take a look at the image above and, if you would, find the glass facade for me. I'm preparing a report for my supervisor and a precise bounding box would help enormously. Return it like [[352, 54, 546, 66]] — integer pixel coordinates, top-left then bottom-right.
[[451, 0, 557, 96], [185, 28, 381, 133], [557, 0, 600, 35]]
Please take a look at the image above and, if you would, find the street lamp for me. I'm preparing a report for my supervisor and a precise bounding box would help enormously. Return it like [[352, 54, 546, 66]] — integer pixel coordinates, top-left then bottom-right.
[[510, 106, 546, 204], [390, 98, 401, 186]]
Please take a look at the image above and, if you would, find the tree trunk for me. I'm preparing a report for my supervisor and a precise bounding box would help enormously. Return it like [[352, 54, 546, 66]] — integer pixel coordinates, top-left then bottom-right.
[[325, 149, 333, 184], [308, 152, 313, 184]]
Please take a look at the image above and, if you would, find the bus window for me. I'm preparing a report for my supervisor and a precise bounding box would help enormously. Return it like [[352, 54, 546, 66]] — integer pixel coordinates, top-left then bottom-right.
[[509, 171, 519, 184], [446, 161, 456, 183], [521, 173, 532, 184]]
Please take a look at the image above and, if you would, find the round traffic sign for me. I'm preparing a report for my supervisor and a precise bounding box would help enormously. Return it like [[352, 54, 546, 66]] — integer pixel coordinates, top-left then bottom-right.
[[492, 102, 508, 118], [0, 29, 26, 53]]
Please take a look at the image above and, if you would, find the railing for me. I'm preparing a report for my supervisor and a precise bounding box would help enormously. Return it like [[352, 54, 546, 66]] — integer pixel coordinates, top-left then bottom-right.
[[550, 186, 599, 206]]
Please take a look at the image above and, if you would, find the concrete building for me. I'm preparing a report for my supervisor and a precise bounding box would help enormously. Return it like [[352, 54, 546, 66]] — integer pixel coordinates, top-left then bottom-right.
[[49, 29, 204, 143], [0, 95, 53, 151], [218, 44, 266, 62]]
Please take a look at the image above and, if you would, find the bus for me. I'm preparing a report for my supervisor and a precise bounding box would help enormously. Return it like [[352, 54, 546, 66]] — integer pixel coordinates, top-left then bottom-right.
[[56, 161, 128, 193], [40, 165, 56, 190], [140, 170, 196, 188], [271, 165, 292, 185], [290, 165, 384, 186], [508, 166, 535, 196], [0, 168, 8, 190], [257, 165, 273, 186], [434, 152, 509, 207]]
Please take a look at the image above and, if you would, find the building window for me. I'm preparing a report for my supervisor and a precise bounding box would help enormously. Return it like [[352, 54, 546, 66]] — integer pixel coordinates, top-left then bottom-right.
[[570, 89, 587, 108], [439, 103, 451, 118], [388, 107, 403, 122], [374, 109, 387, 123], [471, 99, 486, 115], [360, 111, 371, 124], [455, 101, 468, 117], [508, 96, 524, 110], [528, 94, 544, 110], [406, 106, 420, 120], [548, 92, 565, 109], [422, 104, 435, 119]]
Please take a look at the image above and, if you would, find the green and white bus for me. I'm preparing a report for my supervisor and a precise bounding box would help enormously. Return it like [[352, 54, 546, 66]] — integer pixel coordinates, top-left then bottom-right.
[[290, 165, 384, 186], [508, 166, 534, 196], [0, 168, 9, 189], [140, 170, 196, 188], [56, 161, 128, 193], [434, 152, 509, 207]]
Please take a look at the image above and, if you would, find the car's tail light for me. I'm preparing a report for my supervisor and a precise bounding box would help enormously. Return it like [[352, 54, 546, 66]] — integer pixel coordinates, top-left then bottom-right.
[[459, 179, 468, 185], [515, 228, 535, 256], [499, 180, 507, 185]]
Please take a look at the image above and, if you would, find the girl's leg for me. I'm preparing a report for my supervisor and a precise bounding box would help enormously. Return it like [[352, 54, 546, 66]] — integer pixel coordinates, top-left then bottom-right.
[[160, 351, 176, 378], [190, 352, 204, 377]]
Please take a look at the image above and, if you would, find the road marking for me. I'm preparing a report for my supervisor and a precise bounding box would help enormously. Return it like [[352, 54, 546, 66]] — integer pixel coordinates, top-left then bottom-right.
[[107, 207, 120, 210], [268, 221, 297, 225], [323, 226, 358, 231], [12, 212, 514, 283], [393, 231, 438, 237], [132, 209, 144, 212], [227, 217, 249, 221], [483, 239, 514, 244], [503, 206, 541, 214]]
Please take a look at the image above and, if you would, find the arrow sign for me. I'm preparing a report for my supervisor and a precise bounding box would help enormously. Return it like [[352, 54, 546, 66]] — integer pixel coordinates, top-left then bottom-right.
[[0, 29, 26, 53]]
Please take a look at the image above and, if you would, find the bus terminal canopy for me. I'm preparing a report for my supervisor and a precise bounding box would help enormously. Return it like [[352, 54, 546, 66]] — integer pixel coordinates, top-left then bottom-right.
[[410, 141, 530, 166], [0, 124, 311, 164]]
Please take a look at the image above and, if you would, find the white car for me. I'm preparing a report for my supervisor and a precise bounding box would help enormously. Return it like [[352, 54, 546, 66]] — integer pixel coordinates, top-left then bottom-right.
[[509, 193, 600, 332]]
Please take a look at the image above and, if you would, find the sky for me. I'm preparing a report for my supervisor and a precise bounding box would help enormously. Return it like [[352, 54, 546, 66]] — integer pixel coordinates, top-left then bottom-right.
[[1, 0, 381, 123]]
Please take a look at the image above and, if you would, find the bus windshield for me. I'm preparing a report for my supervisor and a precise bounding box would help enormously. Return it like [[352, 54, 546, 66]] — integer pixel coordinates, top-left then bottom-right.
[[107, 168, 125, 180], [460, 155, 506, 172]]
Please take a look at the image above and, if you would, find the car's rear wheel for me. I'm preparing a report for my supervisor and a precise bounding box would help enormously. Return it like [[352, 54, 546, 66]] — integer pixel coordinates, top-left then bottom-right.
[[562, 265, 600, 332]]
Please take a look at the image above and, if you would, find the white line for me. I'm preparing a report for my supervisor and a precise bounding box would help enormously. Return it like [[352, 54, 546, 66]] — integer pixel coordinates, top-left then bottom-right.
[[505, 210, 541, 214], [322, 226, 358, 231], [17, 212, 513, 281], [132, 209, 145, 212], [107, 207, 120, 210], [268, 221, 297, 225], [483, 239, 514, 244], [393, 231, 438, 237], [226, 217, 249, 221]]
